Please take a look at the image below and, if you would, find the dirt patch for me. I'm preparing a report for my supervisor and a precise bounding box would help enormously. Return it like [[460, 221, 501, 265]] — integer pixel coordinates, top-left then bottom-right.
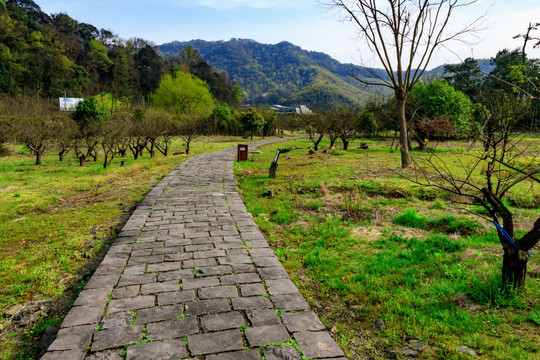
[[351, 226, 384, 242]]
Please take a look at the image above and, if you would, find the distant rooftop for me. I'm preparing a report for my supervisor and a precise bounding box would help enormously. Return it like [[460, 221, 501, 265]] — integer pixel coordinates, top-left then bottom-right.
[[271, 104, 312, 115]]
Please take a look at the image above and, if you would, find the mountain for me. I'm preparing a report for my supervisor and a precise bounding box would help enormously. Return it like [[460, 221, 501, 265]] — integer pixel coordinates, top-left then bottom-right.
[[158, 39, 388, 109], [158, 39, 491, 109]]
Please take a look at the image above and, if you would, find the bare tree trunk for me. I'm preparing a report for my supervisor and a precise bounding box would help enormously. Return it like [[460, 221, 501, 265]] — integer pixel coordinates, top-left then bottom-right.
[[396, 96, 411, 168], [35, 150, 42, 165], [501, 249, 528, 288], [341, 138, 349, 150]]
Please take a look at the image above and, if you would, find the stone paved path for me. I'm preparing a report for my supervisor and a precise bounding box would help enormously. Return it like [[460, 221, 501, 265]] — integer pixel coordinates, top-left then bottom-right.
[[42, 140, 347, 360]]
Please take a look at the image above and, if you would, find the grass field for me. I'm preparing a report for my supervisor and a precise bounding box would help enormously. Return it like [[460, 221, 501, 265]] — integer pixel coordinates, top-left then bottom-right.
[[235, 137, 540, 359], [0, 136, 250, 359]]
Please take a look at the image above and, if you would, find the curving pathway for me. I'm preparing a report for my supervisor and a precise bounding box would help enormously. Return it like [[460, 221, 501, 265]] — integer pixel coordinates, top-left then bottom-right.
[[42, 139, 347, 360]]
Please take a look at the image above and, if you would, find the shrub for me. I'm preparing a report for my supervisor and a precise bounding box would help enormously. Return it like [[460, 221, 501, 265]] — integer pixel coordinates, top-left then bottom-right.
[[392, 209, 427, 229]]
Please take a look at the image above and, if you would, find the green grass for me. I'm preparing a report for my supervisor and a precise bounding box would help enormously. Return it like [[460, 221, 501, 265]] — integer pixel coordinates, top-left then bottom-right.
[[0, 135, 253, 359], [235, 137, 540, 360], [393, 209, 478, 235]]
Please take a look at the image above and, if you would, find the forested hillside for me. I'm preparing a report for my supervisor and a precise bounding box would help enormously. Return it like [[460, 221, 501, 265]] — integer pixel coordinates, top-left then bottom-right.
[[159, 39, 494, 109], [0, 0, 239, 105], [159, 39, 389, 108]]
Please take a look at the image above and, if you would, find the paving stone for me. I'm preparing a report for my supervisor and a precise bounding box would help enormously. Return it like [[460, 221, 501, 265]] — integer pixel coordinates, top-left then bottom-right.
[[253, 257, 282, 267], [263, 346, 302, 360], [233, 264, 256, 273], [258, 267, 290, 280], [164, 252, 193, 262], [182, 277, 220, 290], [91, 326, 144, 351], [199, 285, 239, 299], [240, 232, 265, 241], [249, 248, 275, 257], [112, 285, 140, 299], [246, 309, 281, 327], [117, 274, 157, 287], [206, 350, 261, 360], [41, 350, 86, 360], [123, 265, 146, 276], [85, 351, 123, 360], [47, 325, 94, 351], [215, 242, 244, 250], [146, 317, 199, 340], [61, 305, 104, 328], [146, 262, 181, 273], [294, 331, 345, 359], [100, 312, 133, 330], [221, 273, 261, 285], [190, 236, 216, 244], [245, 324, 290, 347], [183, 258, 218, 268], [187, 329, 244, 356], [84, 275, 119, 290], [226, 249, 248, 256], [107, 296, 155, 313], [100, 254, 130, 266], [128, 255, 164, 266], [185, 299, 231, 316], [157, 290, 196, 305], [157, 269, 195, 282], [232, 297, 273, 311], [271, 294, 310, 311], [134, 304, 183, 325], [152, 246, 184, 255], [185, 244, 215, 252], [240, 283, 267, 297], [73, 288, 109, 306], [93, 264, 125, 276], [131, 249, 152, 257], [201, 311, 246, 332], [132, 242, 165, 250], [266, 279, 299, 295], [193, 249, 227, 259], [244, 240, 270, 249], [108, 244, 133, 254], [218, 255, 252, 265], [281, 311, 326, 333], [195, 265, 233, 277], [126, 340, 187, 360], [141, 280, 179, 294]]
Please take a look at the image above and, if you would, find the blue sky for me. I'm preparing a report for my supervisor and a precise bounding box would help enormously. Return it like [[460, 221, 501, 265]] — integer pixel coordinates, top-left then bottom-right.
[[37, 0, 540, 69]]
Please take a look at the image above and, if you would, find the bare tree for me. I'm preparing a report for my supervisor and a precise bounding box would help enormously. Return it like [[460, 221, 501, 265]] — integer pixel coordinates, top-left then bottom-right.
[[51, 115, 78, 162], [175, 114, 204, 155], [326, 0, 483, 167], [302, 113, 326, 151], [12, 116, 52, 165], [408, 90, 539, 288]]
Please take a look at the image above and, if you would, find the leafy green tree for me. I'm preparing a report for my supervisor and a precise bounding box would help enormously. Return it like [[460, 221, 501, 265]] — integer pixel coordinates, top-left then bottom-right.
[[151, 72, 214, 118], [239, 108, 265, 140], [358, 111, 377, 137], [443, 58, 484, 99], [408, 80, 473, 147], [71, 97, 105, 166], [135, 44, 165, 100], [209, 104, 232, 134]]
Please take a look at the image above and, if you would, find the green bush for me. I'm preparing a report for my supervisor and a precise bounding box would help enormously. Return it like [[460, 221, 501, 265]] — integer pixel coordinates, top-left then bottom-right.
[[392, 209, 427, 229]]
